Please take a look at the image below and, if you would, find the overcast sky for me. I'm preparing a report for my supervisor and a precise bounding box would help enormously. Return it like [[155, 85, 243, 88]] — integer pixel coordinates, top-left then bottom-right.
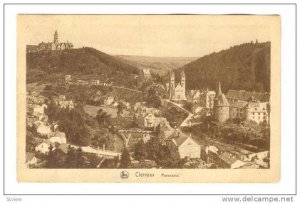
[[21, 15, 276, 57]]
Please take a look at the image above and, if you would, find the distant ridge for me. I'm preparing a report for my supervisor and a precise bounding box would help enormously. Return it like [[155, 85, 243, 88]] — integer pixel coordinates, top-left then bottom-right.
[[116, 55, 197, 75], [176, 41, 271, 92]]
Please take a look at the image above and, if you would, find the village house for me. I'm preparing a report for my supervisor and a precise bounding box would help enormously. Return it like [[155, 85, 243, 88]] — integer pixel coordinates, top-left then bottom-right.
[[187, 90, 201, 103], [229, 100, 248, 120], [245, 101, 269, 124], [142, 68, 151, 78], [192, 104, 203, 115], [90, 80, 100, 85], [36, 124, 52, 137], [135, 105, 161, 117], [48, 131, 67, 144], [199, 89, 216, 109], [205, 145, 219, 164], [35, 140, 55, 154], [138, 113, 156, 129], [53, 95, 75, 109], [65, 74, 71, 83], [26, 152, 39, 167], [56, 143, 69, 154], [216, 151, 246, 169], [104, 97, 114, 106], [166, 130, 201, 159], [76, 80, 89, 85]]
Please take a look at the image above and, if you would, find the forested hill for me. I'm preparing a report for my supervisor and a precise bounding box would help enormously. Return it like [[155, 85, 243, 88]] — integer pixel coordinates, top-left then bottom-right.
[[178, 42, 271, 92], [26, 47, 140, 84]]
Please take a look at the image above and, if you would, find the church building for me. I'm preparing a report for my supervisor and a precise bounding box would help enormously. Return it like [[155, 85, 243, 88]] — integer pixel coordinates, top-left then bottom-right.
[[168, 71, 187, 103]]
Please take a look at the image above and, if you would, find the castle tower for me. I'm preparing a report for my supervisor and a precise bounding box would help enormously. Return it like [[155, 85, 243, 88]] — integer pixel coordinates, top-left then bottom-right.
[[214, 82, 230, 123], [216, 81, 222, 97], [169, 71, 175, 100], [54, 30, 59, 44]]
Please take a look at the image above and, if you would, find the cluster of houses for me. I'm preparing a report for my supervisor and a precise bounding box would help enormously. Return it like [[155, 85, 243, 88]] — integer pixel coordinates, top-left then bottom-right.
[[167, 70, 270, 125], [64, 74, 113, 87], [204, 145, 269, 169], [26, 90, 121, 168]]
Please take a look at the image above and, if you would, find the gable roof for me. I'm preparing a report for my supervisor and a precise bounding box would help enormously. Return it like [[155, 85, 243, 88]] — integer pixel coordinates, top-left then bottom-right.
[[57, 143, 69, 154], [143, 69, 151, 75], [229, 100, 248, 108], [26, 152, 36, 162], [226, 90, 270, 102], [170, 132, 199, 147], [49, 131, 66, 139], [218, 152, 239, 165]]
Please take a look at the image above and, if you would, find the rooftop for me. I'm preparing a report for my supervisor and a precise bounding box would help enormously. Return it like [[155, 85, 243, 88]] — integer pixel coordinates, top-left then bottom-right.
[[226, 90, 270, 102], [218, 152, 239, 165]]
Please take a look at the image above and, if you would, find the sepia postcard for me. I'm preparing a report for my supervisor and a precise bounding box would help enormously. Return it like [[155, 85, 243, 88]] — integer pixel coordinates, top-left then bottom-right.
[[17, 14, 280, 182]]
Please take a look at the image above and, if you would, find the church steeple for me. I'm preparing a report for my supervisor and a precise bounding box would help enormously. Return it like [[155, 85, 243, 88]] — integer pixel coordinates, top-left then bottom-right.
[[54, 30, 59, 44], [169, 71, 175, 100]]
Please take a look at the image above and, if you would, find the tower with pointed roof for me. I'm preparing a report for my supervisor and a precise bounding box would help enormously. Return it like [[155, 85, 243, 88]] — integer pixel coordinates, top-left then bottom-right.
[[180, 70, 185, 92], [169, 71, 175, 100], [214, 82, 230, 123], [53, 30, 59, 45]]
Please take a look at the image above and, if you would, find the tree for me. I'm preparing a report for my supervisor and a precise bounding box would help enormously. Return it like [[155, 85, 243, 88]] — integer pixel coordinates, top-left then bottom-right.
[[134, 140, 148, 161], [183, 101, 193, 112], [65, 145, 76, 168], [117, 102, 124, 116], [75, 147, 89, 168], [145, 86, 163, 108], [45, 145, 66, 168], [119, 148, 131, 168], [45, 145, 55, 168], [95, 109, 111, 127]]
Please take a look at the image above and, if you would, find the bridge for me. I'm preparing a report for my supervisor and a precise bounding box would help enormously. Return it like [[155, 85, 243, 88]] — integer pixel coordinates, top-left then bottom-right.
[[118, 129, 153, 148]]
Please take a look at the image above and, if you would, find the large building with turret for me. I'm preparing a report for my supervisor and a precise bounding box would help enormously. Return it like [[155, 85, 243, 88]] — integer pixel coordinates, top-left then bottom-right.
[[26, 30, 74, 53], [214, 82, 230, 123], [168, 71, 187, 102], [213, 82, 270, 124]]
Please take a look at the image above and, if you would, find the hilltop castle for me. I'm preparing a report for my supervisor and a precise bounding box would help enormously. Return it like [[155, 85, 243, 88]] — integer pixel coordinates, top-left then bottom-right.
[[168, 71, 187, 102], [26, 30, 74, 53]]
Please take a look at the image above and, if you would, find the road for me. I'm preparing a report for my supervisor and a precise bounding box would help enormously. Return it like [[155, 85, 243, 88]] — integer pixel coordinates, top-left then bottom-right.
[[105, 84, 142, 94]]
